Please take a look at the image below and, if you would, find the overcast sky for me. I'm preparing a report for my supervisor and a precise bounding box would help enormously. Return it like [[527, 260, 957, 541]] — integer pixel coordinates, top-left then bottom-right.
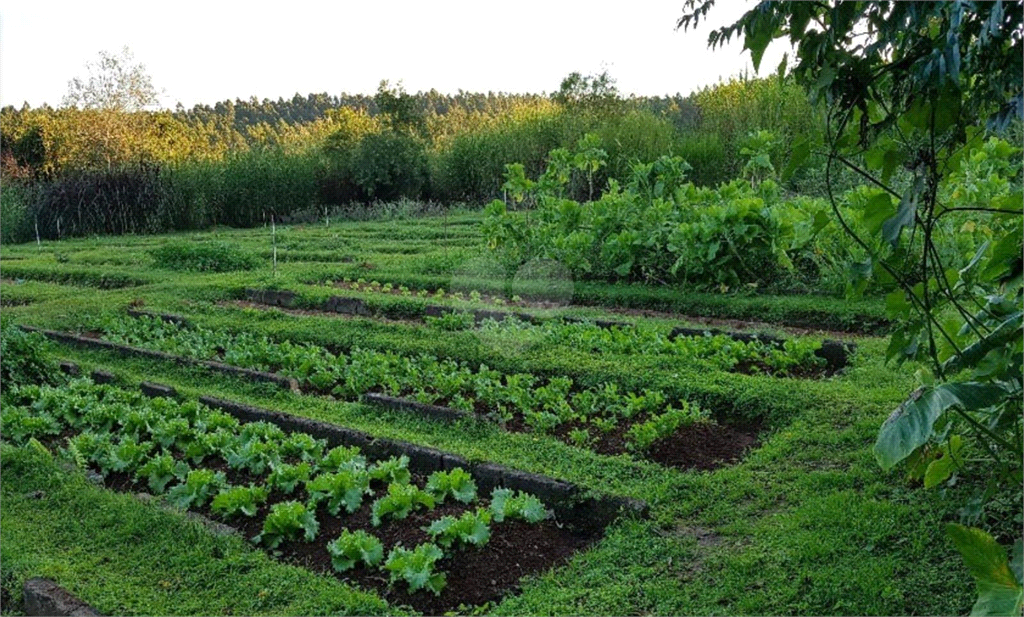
[[1, 0, 787, 109]]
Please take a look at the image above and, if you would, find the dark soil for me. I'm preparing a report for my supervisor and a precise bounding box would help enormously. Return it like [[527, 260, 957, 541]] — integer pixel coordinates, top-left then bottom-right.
[[646, 422, 759, 471], [43, 433, 599, 615], [509, 414, 760, 472]]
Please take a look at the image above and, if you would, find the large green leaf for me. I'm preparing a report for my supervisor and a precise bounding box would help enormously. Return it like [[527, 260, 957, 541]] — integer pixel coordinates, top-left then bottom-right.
[[947, 524, 1024, 617], [922, 435, 963, 489], [881, 181, 921, 247], [874, 383, 1008, 470], [941, 312, 1023, 376]]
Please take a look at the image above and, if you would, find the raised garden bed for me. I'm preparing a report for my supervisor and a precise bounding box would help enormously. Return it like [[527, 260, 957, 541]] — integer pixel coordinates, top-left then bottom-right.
[[244, 288, 631, 330], [669, 325, 855, 373], [240, 290, 852, 375], [20, 326, 299, 392], [5, 376, 643, 614], [36, 323, 765, 472]]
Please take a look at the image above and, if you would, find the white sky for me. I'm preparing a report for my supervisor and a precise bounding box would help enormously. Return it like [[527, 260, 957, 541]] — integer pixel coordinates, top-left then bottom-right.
[[0, 0, 787, 109]]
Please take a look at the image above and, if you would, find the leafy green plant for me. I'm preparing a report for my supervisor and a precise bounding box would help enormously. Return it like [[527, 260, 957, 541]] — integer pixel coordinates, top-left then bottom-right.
[[326, 529, 384, 572], [225, 438, 280, 475], [254, 501, 320, 548], [739, 130, 777, 187], [100, 438, 154, 475], [0, 407, 62, 444], [384, 543, 447, 595], [425, 311, 474, 331], [211, 485, 269, 519], [368, 455, 411, 485], [136, 454, 190, 494], [279, 432, 325, 462], [426, 508, 492, 549], [318, 445, 366, 473], [625, 402, 709, 452], [306, 469, 371, 515], [946, 524, 1023, 616], [425, 468, 477, 504], [371, 482, 436, 525], [0, 324, 61, 387], [65, 431, 113, 466], [266, 462, 312, 495], [166, 469, 226, 509], [489, 488, 549, 523]]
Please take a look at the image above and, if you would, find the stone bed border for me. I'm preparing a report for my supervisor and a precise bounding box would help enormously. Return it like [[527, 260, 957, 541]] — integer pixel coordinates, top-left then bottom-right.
[[22, 578, 102, 617], [55, 360, 648, 534], [22, 326, 299, 392]]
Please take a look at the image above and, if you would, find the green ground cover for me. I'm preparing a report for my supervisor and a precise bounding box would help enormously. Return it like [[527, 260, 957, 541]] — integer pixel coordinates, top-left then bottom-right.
[[0, 214, 977, 615]]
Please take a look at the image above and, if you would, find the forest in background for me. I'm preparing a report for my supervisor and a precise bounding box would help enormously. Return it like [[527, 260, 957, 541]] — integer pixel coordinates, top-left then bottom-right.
[[0, 73, 830, 242]]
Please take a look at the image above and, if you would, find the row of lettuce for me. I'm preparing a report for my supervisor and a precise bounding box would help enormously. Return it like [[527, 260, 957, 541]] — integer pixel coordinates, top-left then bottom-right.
[[99, 314, 712, 453], [1, 377, 550, 597]]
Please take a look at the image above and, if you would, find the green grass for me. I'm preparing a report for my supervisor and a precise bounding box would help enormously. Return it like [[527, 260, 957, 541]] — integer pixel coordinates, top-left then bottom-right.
[[0, 214, 977, 616]]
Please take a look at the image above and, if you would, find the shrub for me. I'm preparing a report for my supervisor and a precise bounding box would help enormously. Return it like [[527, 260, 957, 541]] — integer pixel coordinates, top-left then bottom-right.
[[0, 324, 60, 387], [351, 131, 430, 201]]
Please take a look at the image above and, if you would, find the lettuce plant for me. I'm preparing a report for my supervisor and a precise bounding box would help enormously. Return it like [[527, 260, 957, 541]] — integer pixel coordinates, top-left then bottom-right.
[[255, 501, 319, 548], [306, 468, 371, 515], [266, 461, 312, 495], [425, 468, 477, 504], [384, 543, 447, 595], [371, 483, 435, 525], [426, 508, 492, 549], [326, 529, 384, 572], [166, 469, 226, 509], [211, 485, 269, 519], [489, 488, 548, 523], [369, 455, 411, 485], [136, 454, 190, 493]]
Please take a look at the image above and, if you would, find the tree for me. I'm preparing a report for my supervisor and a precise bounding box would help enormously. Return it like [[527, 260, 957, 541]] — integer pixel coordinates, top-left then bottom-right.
[[553, 71, 625, 116], [678, 2, 1023, 615], [61, 47, 161, 170], [63, 46, 159, 112], [374, 80, 427, 138]]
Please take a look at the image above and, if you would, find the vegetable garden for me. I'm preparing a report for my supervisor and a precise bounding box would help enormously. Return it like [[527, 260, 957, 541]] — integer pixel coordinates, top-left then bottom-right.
[[1, 4, 1021, 613], [1, 189, 1015, 614]]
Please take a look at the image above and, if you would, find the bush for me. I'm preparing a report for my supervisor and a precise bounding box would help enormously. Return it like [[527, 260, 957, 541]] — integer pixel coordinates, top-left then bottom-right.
[[0, 184, 34, 244], [150, 241, 261, 272], [351, 131, 430, 202], [0, 324, 60, 387]]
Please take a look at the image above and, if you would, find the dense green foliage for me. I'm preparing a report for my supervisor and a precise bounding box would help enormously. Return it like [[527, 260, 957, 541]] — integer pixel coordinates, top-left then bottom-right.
[[482, 134, 1012, 294], [680, 1, 1024, 614], [1, 75, 831, 241]]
